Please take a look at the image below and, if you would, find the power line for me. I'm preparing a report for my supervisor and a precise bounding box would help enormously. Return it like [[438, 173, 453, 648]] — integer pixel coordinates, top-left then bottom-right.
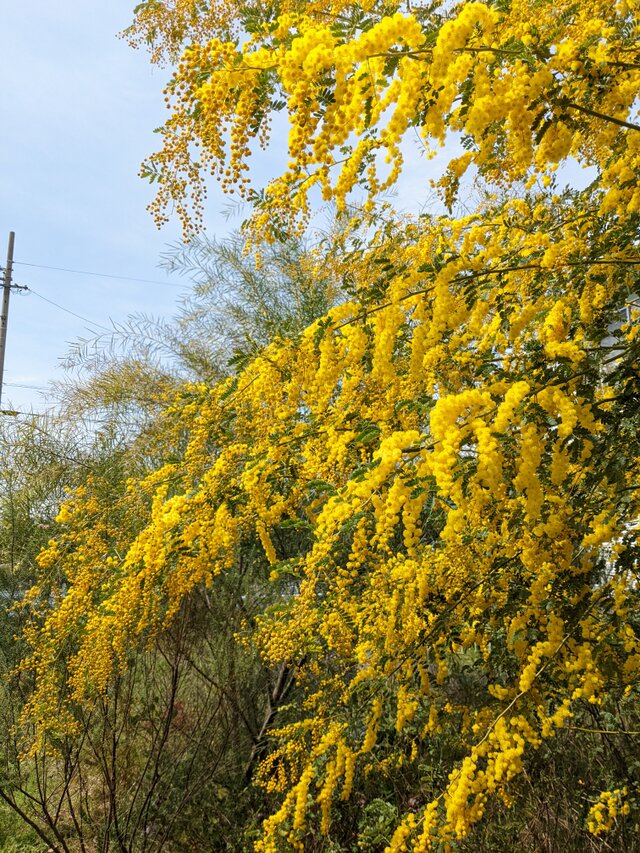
[[0, 408, 152, 431], [5, 382, 48, 391], [13, 260, 186, 288], [26, 287, 113, 333]]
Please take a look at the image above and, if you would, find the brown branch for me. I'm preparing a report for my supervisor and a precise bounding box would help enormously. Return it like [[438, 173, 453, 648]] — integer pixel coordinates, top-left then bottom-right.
[[0, 788, 60, 852], [243, 660, 299, 781], [561, 100, 640, 132]]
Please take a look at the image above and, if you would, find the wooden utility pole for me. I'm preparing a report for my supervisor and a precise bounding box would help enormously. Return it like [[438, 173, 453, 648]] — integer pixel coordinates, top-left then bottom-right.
[[0, 231, 15, 410]]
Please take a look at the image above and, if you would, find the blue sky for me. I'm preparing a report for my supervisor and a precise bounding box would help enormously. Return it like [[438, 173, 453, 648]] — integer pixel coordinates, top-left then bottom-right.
[[0, 1, 234, 413]]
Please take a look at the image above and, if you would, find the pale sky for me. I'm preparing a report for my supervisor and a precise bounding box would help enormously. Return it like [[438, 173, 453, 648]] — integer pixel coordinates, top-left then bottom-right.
[[0, 0, 233, 414]]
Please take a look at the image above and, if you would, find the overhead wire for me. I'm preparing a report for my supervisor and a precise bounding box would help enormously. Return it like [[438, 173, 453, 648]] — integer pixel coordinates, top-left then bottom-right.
[[13, 260, 187, 288], [25, 287, 113, 333], [5, 382, 49, 391], [0, 407, 153, 429]]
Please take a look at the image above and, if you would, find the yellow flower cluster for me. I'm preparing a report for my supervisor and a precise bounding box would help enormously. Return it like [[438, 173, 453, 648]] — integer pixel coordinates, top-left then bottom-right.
[[587, 787, 630, 836], [143, 0, 640, 241]]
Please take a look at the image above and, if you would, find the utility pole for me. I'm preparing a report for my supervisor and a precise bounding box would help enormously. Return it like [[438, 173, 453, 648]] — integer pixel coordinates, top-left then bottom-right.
[[0, 231, 15, 410]]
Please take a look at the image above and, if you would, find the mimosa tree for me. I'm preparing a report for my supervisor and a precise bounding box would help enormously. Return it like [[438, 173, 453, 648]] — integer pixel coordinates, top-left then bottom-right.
[[15, 0, 640, 850]]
